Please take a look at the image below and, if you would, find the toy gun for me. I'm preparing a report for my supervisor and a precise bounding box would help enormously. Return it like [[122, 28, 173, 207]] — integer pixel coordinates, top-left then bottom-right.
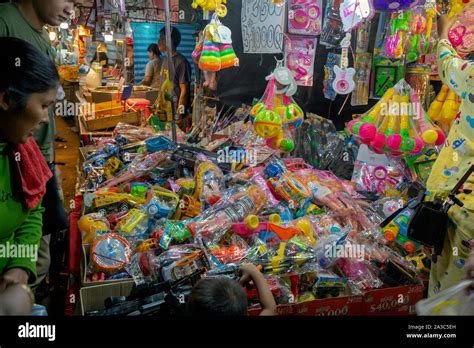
[[380, 201, 421, 254], [86, 269, 203, 316], [171, 144, 231, 173]]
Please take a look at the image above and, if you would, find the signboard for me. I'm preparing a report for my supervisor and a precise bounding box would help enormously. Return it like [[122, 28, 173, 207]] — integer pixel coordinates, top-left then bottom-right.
[[241, 0, 284, 54]]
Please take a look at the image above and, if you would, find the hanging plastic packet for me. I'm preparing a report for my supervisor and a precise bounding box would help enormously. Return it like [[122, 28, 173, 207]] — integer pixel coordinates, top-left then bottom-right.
[[416, 280, 474, 315], [320, 0, 345, 48]]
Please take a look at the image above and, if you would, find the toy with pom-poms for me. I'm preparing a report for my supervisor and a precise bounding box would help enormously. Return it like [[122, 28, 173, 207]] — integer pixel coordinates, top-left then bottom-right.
[[251, 65, 304, 153], [348, 79, 445, 156]]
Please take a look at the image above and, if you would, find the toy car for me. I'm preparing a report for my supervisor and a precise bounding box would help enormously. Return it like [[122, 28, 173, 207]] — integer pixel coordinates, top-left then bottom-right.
[[93, 192, 144, 216]]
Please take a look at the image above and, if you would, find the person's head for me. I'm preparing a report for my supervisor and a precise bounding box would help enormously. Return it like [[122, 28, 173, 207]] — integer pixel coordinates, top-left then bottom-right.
[[15, 0, 84, 27], [158, 27, 181, 53], [186, 277, 248, 316], [147, 44, 161, 60], [0, 38, 59, 145]]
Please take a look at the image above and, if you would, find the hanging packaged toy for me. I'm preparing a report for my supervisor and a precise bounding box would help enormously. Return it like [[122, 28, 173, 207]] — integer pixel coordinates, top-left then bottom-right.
[[251, 62, 305, 153], [333, 33, 356, 95], [448, 0, 472, 18], [197, 13, 239, 90], [339, 0, 375, 32], [384, 10, 411, 59], [288, 0, 323, 36], [404, 7, 437, 63], [284, 36, 317, 87], [320, 0, 345, 48], [448, 2, 474, 57], [348, 79, 446, 156]]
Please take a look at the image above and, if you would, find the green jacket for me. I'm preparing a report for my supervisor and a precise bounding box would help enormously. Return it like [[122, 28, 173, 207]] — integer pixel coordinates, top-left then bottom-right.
[[0, 3, 55, 163], [0, 144, 43, 283]]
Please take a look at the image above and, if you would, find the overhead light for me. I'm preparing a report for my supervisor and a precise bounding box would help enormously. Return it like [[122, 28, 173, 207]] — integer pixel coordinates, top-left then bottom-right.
[[49, 31, 57, 41], [60, 22, 69, 29]]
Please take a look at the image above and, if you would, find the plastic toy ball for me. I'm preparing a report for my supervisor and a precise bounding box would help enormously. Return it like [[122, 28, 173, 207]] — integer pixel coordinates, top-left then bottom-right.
[[250, 102, 266, 120], [254, 110, 283, 139], [283, 103, 304, 129]]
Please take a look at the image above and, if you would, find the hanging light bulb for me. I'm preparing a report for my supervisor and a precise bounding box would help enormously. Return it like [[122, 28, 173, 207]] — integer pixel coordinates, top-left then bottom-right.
[[104, 32, 114, 42], [60, 22, 69, 29], [49, 31, 57, 41]]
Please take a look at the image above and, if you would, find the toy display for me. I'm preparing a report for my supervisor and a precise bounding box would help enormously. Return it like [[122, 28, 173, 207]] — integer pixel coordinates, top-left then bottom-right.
[[69, 0, 470, 317], [348, 79, 445, 156]]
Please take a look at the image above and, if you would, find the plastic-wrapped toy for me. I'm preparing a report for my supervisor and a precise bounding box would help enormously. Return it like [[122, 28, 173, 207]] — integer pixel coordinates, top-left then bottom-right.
[[384, 11, 411, 58], [348, 79, 445, 156], [448, 2, 474, 57], [90, 234, 132, 274], [251, 63, 305, 152], [115, 208, 148, 234], [288, 0, 323, 36], [416, 280, 474, 315], [192, 0, 227, 12], [427, 85, 461, 134], [380, 200, 422, 253], [335, 258, 384, 293], [374, 0, 418, 11], [403, 7, 437, 63], [145, 188, 180, 218], [196, 14, 238, 90], [187, 185, 267, 241], [78, 213, 111, 244]]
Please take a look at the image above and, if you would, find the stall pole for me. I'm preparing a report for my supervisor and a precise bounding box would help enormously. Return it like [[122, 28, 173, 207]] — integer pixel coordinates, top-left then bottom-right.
[[164, 0, 177, 142]]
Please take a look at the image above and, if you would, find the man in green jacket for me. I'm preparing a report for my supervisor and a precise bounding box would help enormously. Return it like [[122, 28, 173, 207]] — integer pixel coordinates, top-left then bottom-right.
[[0, 0, 83, 289]]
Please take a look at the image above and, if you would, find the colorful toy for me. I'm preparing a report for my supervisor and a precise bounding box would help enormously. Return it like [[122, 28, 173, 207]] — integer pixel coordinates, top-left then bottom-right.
[[339, 0, 374, 32], [373, 0, 416, 11], [288, 0, 322, 36], [115, 208, 148, 234], [448, 0, 471, 18], [332, 34, 356, 95], [251, 65, 305, 152], [78, 214, 110, 244], [91, 234, 132, 273], [197, 14, 238, 90], [448, 2, 474, 57], [192, 0, 227, 13], [384, 11, 411, 58], [381, 208, 421, 253], [348, 79, 445, 156]]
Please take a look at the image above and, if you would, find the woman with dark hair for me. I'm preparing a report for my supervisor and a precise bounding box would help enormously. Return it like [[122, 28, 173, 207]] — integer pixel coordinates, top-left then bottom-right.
[[0, 37, 59, 301], [141, 43, 162, 88]]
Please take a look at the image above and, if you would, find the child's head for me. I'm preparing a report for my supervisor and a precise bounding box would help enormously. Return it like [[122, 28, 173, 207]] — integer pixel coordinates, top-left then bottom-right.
[[186, 277, 248, 316]]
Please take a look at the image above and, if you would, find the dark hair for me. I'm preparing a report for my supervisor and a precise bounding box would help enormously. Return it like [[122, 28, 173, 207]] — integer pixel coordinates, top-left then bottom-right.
[[186, 277, 248, 316], [160, 26, 182, 49], [0, 37, 59, 112], [147, 43, 161, 57]]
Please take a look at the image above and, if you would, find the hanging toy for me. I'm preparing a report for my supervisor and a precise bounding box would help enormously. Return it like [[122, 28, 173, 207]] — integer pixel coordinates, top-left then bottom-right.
[[348, 79, 445, 156], [192, 0, 227, 12], [251, 62, 304, 152], [448, 0, 471, 18], [384, 11, 411, 58], [197, 13, 238, 91]]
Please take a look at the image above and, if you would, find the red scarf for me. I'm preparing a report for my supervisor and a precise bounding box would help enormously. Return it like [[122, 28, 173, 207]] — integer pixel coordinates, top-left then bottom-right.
[[8, 137, 52, 209]]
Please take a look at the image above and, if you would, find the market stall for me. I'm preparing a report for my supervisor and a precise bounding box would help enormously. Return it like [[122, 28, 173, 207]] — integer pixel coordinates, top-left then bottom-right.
[[55, 0, 474, 316]]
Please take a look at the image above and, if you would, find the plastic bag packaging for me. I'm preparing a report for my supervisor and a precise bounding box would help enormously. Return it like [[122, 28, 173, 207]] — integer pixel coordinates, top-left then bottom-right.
[[127, 245, 209, 285], [335, 258, 384, 294], [90, 233, 132, 275], [78, 213, 111, 244], [187, 185, 267, 243], [416, 281, 474, 315], [348, 79, 446, 157], [193, 160, 225, 207]]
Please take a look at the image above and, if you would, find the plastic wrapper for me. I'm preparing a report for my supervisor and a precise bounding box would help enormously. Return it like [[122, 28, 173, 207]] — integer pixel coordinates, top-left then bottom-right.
[[335, 258, 384, 294], [193, 160, 225, 207], [312, 271, 349, 299], [78, 213, 111, 244], [416, 280, 474, 315], [250, 63, 304, 153], [352, 161, 405, 195], [90, 233, 132, 275], [127, 245, 209, 286], [187, 185, 267, 243], [348, 79, 446, 156], [319, 0, 344, 48]]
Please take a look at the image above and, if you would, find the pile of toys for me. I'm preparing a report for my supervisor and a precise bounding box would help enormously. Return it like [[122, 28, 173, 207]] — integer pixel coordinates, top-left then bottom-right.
[[77, 117, 433, 314]]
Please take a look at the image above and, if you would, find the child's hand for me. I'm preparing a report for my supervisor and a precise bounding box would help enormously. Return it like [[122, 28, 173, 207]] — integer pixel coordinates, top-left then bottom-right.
[[0, 284, 34, 315], [239, 263, 260, 286], [0, 268, 29, 291]]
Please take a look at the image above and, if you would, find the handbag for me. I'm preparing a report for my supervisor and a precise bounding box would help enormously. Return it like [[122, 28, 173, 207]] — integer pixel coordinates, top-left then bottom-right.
[[381, 165, 473, 255]]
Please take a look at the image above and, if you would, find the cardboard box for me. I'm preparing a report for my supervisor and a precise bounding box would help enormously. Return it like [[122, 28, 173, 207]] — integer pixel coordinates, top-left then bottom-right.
[[80, 111, 141, 132], [80, 280, 134, 315], [91, 86, 159, 104]]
